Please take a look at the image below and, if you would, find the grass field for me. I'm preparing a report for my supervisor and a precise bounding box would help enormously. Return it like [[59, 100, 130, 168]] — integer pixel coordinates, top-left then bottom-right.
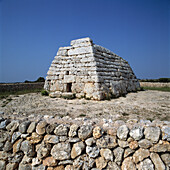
[[142, 86, 170, 92]]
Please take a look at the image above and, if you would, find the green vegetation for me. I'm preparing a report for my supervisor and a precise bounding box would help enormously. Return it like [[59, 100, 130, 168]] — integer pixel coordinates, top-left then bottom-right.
[[61, 94, 76, 100], [41, 90, 49, 96], [143, 86, 170, 92], [79, 113, 86, 117], [24, 77, 45, 83], [140, 78, 170, 83]]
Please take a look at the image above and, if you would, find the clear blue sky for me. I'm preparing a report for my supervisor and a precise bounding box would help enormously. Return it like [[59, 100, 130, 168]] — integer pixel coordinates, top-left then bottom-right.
[[0, 0, 169, 82]]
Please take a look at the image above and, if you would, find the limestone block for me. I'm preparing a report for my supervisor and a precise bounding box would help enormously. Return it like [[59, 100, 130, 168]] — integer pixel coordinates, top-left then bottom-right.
[[70, 37, 92, 46], [68, 46, 94, 56], [64, 75, 76, 83]]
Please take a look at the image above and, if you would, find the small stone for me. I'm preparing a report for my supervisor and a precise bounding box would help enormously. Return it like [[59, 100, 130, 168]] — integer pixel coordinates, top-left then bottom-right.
[[3, 141, 12, 152], [20, 140, 35, 157], [51, 142, 71, 160], [78, 125, 93, 140], [54, 124, 68, 136], [19, 121, 31, 133], [144, 126, 160, 143], [18, 163, 31, 170], [32, 164, 46, 170], [36, 121, 47, 135], [100, 148, 113, 161], [121, 157, 136, 170], [71, 141, 85, 159], [11, 132, 21, 143], [129, 125, 143, 140], [27, 122, 36, 133], [36, 142, 51, 159], [107, 128, 117, 136], [0, 111, 4, 115], [95, 157, 107, 169], [117, 125, 129, 140], [10, 152, 24, 163], [47, 165, 65, 170], [65, 165, 74, 170], [46, 124, 57, 134], [162, 126, 170, 141], [6, 163, 18, 170], [113, 147, 124, 165], [69, 124, 79, 137], [32, 158, 41, 166], [26, 132, 43, 144], [21, 134, 29, 138], [137, 158, 154, 170], [150, 153, 165, 170], [43, 156, 58, 166], [86, 146, 100, 158], [124, 148, 135, 158], [129, 141, 138, 150], [13, 139, 23, 153], [85, 137, 95, 146], [59, 136, 68, 142], [21, 155, 32, 164], [138, 139, 152, 149], [150, 141, 170, 152], [0, 160, 6, 170], [0, 130, 9, 143], [0, 151, 10, 161], [161, 153, 170, 166], [133, 148, 150, 163], [93, 126, 104, 139], [44, 134, 59, 144], [118, 139, 129, 148], [0, 120, 9, 129], [106, 162, 121, 170], [58, 160, 73, 165], [6, 120, 19, 132]]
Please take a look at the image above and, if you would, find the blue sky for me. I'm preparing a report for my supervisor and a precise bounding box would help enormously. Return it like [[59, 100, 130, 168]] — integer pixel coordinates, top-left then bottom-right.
[[0, 0, 169, 82]]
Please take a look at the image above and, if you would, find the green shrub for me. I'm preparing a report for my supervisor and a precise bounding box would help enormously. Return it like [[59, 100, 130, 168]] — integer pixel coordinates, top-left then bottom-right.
[[41, 90, 49, 96]]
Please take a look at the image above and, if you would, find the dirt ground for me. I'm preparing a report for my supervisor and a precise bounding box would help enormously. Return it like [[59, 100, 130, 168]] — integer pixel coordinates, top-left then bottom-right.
[[0, 90, 169, 124]]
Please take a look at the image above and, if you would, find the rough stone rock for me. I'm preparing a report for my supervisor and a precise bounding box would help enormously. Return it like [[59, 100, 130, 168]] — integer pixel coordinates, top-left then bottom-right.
[[95, 157, 107, 169], [59, 136, 68, 142], [96, 135, 117, 148], [19, 121, 31, 133], [11, 131, 21, 143], [6, 120, 19, 132], [150, 153, 165, 170], [100, 148, 113, 161], [121, 157, 136, 170], [51, 142, 71, 160], [129, 125, 143, 140], [93, 126, 104, 139], [133, 148, 150, 163], [0, 151, 10, 161], [68, 137, 81, 143], [106, 161, 121, 170], [129, 141, 139, 150], [124, 148, 135, 158], [78, 125, 93, 140], [161, 153, 170, 166], [46, 124, 57, 134], [26, 132, 43, 144], [0, 142, 3, 150], [58, 160, 73, 165], [47, 165, 65, 170], [21, 155, 32, 164], [65, 165, 74, 170], [85, 137, 95, 146], [36, 121, 47, 135], [150, 141, 170, 152], [162, 126, 170, 141], [71, 141, 85, 159], [69, 124, 79, 137], [0, 130, 10, 143], [118, 139, 129, 148], [20, 140, 35, 157], [32, 158, 41, 167], [3, 141, 12, 152], [86, 146, 100, 158], [144, 126, 160, 143], [6, 162, 18, 170], [36, 142, 51, 159], [113, 147, 124, 165], [107, 128, 117, 136], [43, 156, 58, 166], [0, 120, 9, 130], [18, 163, 31, 170], [54, 124, 68, 136], [0, 160, 6, 170], [44, 134, 59, 144], [27, 122, 36, 133], [137, 158, 154, 170], [13, 139, 23, 153], [32, 164, 46, 170], [117, 125, 129, 140], [138, 139, 152, 149]]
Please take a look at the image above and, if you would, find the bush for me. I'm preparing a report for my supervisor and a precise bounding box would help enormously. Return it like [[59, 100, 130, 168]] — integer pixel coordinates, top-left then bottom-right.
[[36, 77, 45, 82], [41, 90, 49, 96]]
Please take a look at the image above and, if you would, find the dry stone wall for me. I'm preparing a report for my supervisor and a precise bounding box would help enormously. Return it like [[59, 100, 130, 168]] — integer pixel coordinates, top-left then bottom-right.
[[0, 118, 169, 170], [44, 38, 140, 100]]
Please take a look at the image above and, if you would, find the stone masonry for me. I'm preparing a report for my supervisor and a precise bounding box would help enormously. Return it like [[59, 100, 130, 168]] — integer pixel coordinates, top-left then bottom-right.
[[44, 37, 140, 100]]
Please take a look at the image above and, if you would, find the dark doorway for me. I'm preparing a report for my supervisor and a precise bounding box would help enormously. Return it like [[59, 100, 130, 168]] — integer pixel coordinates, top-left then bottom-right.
[[66, 83, 72, 92]]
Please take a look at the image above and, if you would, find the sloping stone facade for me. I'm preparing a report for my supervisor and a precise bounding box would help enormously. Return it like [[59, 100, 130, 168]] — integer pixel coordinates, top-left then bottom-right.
[[44, 37, 140, 100]]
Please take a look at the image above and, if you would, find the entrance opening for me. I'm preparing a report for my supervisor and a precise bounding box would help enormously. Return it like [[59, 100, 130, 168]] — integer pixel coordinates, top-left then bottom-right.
[[66, 83, 72, 92]]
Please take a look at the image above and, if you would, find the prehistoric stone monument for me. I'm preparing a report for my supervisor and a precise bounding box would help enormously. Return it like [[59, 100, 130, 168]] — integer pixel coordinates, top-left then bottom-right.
[[44, 37, 140, 100]]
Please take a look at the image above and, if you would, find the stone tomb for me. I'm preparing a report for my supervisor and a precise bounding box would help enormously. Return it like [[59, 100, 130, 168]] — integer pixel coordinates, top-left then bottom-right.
[[44, 37, 140, 100]]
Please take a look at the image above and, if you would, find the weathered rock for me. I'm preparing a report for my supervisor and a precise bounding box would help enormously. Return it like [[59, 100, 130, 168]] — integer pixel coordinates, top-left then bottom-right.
[[124, 148, 135, 158], [58, 160, 73, 165], [129, 141, 138, 150], [138, 139, 152, 149], [36, 142, 51, 159], [13, 139, 23, 153], [100, 148, 113, 161], [11, 131, 21, 143], [19, 121, 31, 133], [162, 126, 170, 141], [59, 136, 68, 142], [161, 153, 170, 166], [44, 134, 59, 144], [26, 132, 43, 144], [107, 128, 117, 136], [95, 157, 107, 169], [93, 126, 104, 139], [69, 124, 79, 137], [78, 125, 93, 140], [6, 120, 19, 132], [0, 120, 9, 130], [113, 147, 124, 165], [21, 155, 32, 164], [96, 135, 117, 148], [65, 165, 74, 170], [150, 141, 170, 152], [3, 141, 12, 152], [51, 142, 71, 160], [54, 124, 68, 136], [106, 161, 121, 170], [121, 156, 136, 170], [133, 148, 150, 163], [85, 137, 95, 146], [43, 156, 58, 166], [6, 162, 18, 170], [18, 163, 31, 170], [0, 160, 6, 170], [86, 146, 100, 158], [68, 137, 81, 143], [47, 165, 65, 170], [0, 151, 10, 161], [118, 139, 129, 148], [10, 152, 24, 163], [71, 141, 85, 159], [46, 124, 57, 134], [0, 130, 9, 143], [32, 157, 41, 167], [20, 140, 35, 157], [27, 122, 36, 133], [117, 125, 129, 140], [32, 164, 46, 170], [137, 158, 154, 170], [129, 125, 143, 140], [150, 153, 165, 170], [36, 121, 47, 135], [144, 126, 160, 143]]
